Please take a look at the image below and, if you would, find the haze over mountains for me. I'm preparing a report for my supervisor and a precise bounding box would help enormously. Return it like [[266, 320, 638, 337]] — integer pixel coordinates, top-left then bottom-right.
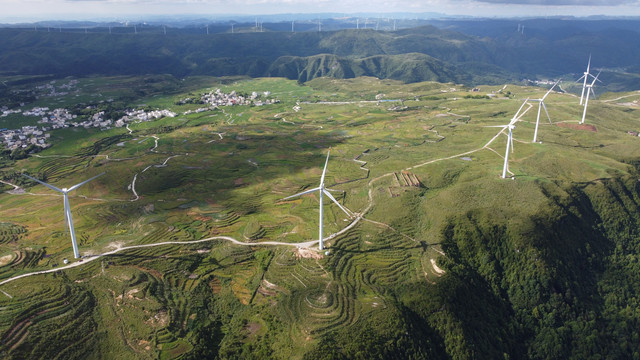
[[1, 17, 640, 91]]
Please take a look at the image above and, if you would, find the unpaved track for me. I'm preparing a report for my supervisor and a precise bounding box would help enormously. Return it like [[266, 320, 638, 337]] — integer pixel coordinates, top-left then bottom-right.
[[1, 104, 525, 286]]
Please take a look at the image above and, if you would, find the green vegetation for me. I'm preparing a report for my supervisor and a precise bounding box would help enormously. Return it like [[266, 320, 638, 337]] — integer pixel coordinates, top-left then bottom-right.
[[2, 23, 640, 91], [0, 75, 639, 359]]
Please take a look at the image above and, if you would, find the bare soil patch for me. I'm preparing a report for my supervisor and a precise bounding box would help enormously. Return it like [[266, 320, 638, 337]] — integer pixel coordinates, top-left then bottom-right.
[[246, 322, 261, 336], [295, 247, 323, 260], [557, 123, 597, 132], [0, 254, 14, 267], [431, 258, 445, 275]]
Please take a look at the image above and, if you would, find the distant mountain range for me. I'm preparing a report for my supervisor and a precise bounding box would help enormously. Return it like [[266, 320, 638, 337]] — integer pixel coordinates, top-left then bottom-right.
[[1, 18, 639, 90]]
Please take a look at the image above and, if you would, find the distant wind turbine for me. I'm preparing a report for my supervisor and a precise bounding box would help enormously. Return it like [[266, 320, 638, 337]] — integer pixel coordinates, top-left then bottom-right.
[[487, 99, 529, 178], [531, 80, 560, 143], [23, 173, 105, 258], [577, 55, 600, 105], [281, 150, 352, 250], [580, 71, 601, 124]]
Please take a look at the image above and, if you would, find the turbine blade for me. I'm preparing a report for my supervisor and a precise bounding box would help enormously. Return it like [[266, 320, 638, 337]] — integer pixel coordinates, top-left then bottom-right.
[[323, 189, 352, 217], [510, 98, 529, 124], [67, 172, 106, 192], [542, 102, 551, 123], [22, 174, 64, 193], [281, 187, 320, 200], [485, 125, 509, 128], [319, 150, 331, 186], [590, 71, 601, 86], [510, 130, 514, 153], [586, 54, 591, 73], [542, 80, 560, 100], [590, 87, 597, 100]]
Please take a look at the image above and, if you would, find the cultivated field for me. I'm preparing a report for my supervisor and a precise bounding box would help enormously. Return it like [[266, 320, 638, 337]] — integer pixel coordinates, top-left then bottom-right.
[[0, 76, 639, 359]]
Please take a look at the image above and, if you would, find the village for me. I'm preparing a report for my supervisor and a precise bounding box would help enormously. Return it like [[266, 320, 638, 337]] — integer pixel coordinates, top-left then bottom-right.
[[0, 105, 177, 151], [0, 88, 278, 151], [201, 88, 276, 107]]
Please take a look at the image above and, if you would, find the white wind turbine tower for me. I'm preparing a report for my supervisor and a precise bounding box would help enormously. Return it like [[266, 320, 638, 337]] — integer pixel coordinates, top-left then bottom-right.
[[577, 55, 599, 105], [487, 99, 529, 179], [23, 173, 105, 258], [580, 71, 601, 124], [281, 150, 352, 250], [532, 79, 560, 143]]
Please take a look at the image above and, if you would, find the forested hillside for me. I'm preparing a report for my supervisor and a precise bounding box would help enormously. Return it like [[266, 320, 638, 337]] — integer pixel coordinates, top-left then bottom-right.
[[1, 20, 640, 90]]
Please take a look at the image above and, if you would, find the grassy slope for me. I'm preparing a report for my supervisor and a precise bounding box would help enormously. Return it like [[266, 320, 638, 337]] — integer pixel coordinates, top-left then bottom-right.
[[0, 76, 639, 359]]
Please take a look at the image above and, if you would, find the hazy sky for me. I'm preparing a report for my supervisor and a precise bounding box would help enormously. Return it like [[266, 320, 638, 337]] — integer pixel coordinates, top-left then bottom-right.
[[3, 0, 640, 22]]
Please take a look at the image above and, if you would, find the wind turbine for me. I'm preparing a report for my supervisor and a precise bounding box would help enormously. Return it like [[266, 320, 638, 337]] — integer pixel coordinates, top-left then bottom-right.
[[23, 172, 105, 258], [577, 55, 600, 105], [487, 99, 529, 178], [281, 150, 352, 250], [580, 71, 601, 124], [532, 80, 560, 143]]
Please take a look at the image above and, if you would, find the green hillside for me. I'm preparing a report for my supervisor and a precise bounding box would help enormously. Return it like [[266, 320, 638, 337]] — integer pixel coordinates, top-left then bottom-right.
[[2, 22, 640, 90], [0, 76, 639, 359]]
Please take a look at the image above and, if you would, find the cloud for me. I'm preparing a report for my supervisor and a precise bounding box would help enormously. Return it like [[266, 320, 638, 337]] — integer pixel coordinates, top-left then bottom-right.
[[473, 0, 638, 5]]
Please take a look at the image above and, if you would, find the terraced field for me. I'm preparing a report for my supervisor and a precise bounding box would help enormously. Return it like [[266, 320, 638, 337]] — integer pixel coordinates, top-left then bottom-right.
[[1, 76, 639, 358]]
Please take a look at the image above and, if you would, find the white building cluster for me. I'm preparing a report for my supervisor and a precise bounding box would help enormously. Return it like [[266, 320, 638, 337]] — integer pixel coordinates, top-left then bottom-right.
[[200, 89, 278, 108], [113, 109, 176, 127], [37, 108, 77, 129], [1, 106, 177, 151], [1, 108, 22, 117], [1, 125, 50, 150]]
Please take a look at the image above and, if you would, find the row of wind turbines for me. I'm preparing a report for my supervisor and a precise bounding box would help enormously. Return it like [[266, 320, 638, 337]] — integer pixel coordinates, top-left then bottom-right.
[[493, 55, 602, 179], [20, 56, 603, 256]]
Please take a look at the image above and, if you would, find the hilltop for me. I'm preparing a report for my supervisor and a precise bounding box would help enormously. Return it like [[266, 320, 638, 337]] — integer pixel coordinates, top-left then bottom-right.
[[0, 75, 639, 359]]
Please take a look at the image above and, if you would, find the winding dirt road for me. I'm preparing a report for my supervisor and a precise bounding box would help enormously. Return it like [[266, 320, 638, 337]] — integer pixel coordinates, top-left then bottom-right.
[[0, 102, 528, 286]]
